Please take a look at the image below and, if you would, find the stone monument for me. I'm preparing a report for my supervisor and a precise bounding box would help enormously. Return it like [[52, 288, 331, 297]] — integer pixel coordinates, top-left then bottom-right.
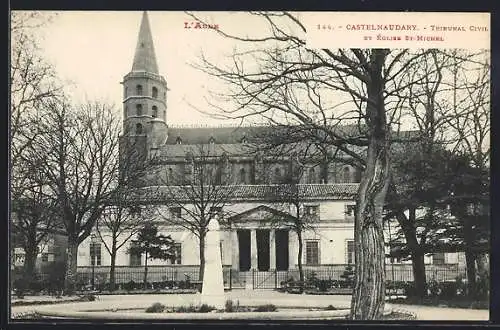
[[200, 215, 225, 309]]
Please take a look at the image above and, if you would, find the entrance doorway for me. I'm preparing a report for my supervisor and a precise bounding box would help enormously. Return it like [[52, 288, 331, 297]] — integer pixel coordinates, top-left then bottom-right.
[[275, 229, 289, 271], [256, 229, 270, 271], [237, 230, 251, 271]]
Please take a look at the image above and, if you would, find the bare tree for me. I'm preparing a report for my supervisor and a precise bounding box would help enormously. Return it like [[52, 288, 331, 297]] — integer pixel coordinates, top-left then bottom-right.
[[10, 11, 62, 169], [156, 144, 236, 283], [10, 11, 63, 287], [96, 191, 154, 292], [385, 49, 489, 297], [25, 99, 121, 294], [189, 11, 442, 318]]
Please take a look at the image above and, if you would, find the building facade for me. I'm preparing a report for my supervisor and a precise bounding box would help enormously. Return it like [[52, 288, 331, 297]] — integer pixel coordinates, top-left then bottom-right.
[[75, 12, 463, 278]]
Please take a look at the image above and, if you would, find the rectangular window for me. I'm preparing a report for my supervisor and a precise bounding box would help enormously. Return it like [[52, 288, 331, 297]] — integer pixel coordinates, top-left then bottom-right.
[[89, 242, 102, 266], [169, 207, 182, 219], [433, 252, 445, 265], [345, 204, 356, 219], [129, 241, 141, 266], [304, 205, 319, 217], [169, 243, 182, 265], [346, 240, 355, 264], [41, 253, 49, 262], [305, 240, 320, 265]]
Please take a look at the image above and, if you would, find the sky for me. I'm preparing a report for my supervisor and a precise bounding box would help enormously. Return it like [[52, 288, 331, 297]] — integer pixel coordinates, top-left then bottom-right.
[[25, 11, 273, 126], [13, 11, 490, 136]]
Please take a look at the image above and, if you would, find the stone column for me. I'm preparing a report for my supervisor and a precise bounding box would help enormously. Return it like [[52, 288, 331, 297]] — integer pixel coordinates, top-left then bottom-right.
[[270, 230, 276, 270], [288, 231, 297, 270], [250, 229, 258, 270], [231, 230, 239, 270]]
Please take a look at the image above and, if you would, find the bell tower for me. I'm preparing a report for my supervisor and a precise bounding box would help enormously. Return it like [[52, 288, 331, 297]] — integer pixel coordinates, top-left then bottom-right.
[[122, 11, 168, 152]]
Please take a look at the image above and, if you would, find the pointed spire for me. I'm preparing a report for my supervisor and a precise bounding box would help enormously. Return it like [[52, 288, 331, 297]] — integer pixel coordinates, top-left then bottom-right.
[[131, 11, 159, 74]]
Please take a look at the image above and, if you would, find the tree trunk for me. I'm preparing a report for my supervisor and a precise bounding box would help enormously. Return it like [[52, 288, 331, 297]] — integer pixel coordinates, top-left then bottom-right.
[[23, 245, 38, 289], [297, 230, 304, 293], [64, 239, 79, 296], [109, 249, 117, 292], [199, 232, 206, 283], [476, 252, 489, 279], [411, 252, 427, 298], [350, 49, 390, 320], [143, 251, 148, 290], [465, 250, 477, 297], [396, 208, 427, 298], [463, 215, 477, 298]]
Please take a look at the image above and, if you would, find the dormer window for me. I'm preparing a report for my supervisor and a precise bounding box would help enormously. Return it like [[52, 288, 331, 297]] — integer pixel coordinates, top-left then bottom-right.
[[136, 104, 143, 116], [209, 137, 215, 144], [136, 85, 143, 95], [241, 135, 248, 144], [152, 87, 158, 98], [152, 106, 158, 118], [176, 136, 182, 145]]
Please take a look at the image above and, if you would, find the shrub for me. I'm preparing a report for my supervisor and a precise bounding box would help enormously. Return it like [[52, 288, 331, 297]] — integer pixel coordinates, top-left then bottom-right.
[[146, 302, 165, 313], [339, 266, 355, 288], [225, 299, 236, 312], [440, 282, 459, 299], [41, 261, 66, 295], [325, 305, 339, 310], [253, 304, 277, 312], [124, 280, 136, 292], [80, 293, 97, 301], [427, 279, 440, 297], [175, 304, 197, 313], [198, 304, 215, 313], [316, 279, 333, 292]]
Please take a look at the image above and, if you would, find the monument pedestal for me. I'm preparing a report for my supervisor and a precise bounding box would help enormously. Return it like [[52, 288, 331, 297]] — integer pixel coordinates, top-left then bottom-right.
[[200, 217, 225, 309]]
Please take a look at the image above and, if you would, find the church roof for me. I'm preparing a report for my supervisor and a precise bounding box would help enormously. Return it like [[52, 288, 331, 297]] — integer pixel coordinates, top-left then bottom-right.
[[126, 183, 359, 203], [131, 11, 159, 74], [165, 126, 271, 145]]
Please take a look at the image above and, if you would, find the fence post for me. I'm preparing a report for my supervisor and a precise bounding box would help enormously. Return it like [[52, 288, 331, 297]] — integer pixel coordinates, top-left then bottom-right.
[[229, 269, 232, 290], [252, 269, 255, 289]]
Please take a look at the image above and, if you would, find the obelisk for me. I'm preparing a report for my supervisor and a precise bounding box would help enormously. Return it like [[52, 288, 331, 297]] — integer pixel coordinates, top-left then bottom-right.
[[200, 215, 225, 309]]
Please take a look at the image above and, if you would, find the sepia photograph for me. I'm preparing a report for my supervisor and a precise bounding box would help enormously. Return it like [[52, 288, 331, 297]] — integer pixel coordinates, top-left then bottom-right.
[[9, 10, 490, 322]]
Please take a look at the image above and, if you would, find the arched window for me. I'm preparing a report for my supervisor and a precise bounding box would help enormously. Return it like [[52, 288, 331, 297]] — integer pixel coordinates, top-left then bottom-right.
[[274, 167, 282, 183], [136, 85, 143, 95], [308, 167, 316, 184], [152, 106, 158, 118], [176, 136, 182, 145], [168, 168, 173, 183], [135, 123, 143, 134], [152, 87, 158, 98], [343, 166, 351, 183], [239, 168, 246, 184], [136, 104, 142, 116]]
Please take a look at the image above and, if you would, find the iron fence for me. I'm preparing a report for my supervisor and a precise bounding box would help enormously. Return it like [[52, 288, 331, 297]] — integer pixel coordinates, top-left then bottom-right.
[[24, 263, 466, 291]]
